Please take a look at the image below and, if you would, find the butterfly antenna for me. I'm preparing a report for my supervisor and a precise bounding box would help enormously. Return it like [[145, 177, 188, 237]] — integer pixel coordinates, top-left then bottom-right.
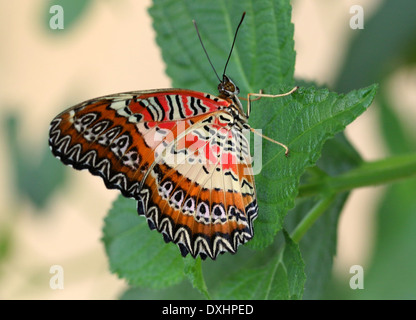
[[193, 19, 221, 83], [223, 12, 246, 77]]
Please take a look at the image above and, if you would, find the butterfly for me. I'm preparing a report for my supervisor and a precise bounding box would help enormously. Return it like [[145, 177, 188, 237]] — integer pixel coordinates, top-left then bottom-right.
[[48, 12, 297, 260]]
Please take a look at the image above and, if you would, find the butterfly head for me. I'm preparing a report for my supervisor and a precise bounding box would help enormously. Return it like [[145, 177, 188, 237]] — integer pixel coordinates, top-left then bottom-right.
[[218, 74, 240, 98], [218, 74, 248, 120]]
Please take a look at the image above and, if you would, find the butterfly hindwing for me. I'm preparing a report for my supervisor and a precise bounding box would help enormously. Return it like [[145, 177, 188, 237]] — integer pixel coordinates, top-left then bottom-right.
[[139, 112, 257, 259]]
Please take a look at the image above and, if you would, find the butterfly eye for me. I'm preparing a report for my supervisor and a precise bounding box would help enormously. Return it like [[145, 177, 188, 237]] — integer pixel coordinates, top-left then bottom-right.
[[218, 76, 239, 97]]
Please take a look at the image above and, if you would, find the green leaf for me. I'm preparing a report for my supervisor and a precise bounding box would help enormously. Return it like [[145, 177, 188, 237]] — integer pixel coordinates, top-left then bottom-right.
[[317, 133, 363, 176], [149, 0, 295, 95], [214, 231, 305, 300], [183, 257, 211, 299], [248, 85, 378, 249], [294, 134, 362, 299], [120, 281, 204, 300], [102, 196, 185, 288]]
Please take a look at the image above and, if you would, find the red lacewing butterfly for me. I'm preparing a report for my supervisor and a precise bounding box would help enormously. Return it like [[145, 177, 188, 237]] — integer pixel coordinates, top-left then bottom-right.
[[49, 12, 297, 260]]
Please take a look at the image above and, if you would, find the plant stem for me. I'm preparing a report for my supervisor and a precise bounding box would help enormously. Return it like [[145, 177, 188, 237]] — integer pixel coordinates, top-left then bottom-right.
[[290, 153, 416, 243], [290, 193, 336, 243], [298, 153, 416, 198]]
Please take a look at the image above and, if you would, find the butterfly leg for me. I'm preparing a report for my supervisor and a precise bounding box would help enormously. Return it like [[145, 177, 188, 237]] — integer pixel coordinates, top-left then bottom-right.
[[240, 90, 263, 102], [247, 86, 298, 117], [250, 128, 290, 156], [246, 86, 298, 156]]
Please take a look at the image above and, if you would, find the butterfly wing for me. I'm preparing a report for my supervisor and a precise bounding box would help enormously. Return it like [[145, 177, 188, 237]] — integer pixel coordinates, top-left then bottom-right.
[[139, 111, 258, 259], [49, 89, 228, 196], [49, 89, 257, 259]]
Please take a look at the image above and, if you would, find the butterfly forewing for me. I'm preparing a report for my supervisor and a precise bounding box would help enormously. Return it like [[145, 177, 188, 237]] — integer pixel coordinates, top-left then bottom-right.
[[49, 89, 258, 259]]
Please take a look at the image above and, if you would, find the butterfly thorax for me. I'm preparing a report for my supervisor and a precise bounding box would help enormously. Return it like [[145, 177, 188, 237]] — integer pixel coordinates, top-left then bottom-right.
[[218, 74, 248, 129]]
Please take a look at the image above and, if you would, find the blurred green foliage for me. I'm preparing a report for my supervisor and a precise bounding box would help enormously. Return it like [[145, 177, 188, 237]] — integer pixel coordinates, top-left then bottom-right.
[[2, 0, 94, 209], [0, 226, 12, 273], [324, 0, 416, 299], [335, 0, 416, 93], [4, 113, 66, 210]]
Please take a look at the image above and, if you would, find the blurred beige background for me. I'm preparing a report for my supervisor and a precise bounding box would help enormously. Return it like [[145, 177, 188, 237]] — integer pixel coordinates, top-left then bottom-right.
[[0, 0, 396, 299]]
